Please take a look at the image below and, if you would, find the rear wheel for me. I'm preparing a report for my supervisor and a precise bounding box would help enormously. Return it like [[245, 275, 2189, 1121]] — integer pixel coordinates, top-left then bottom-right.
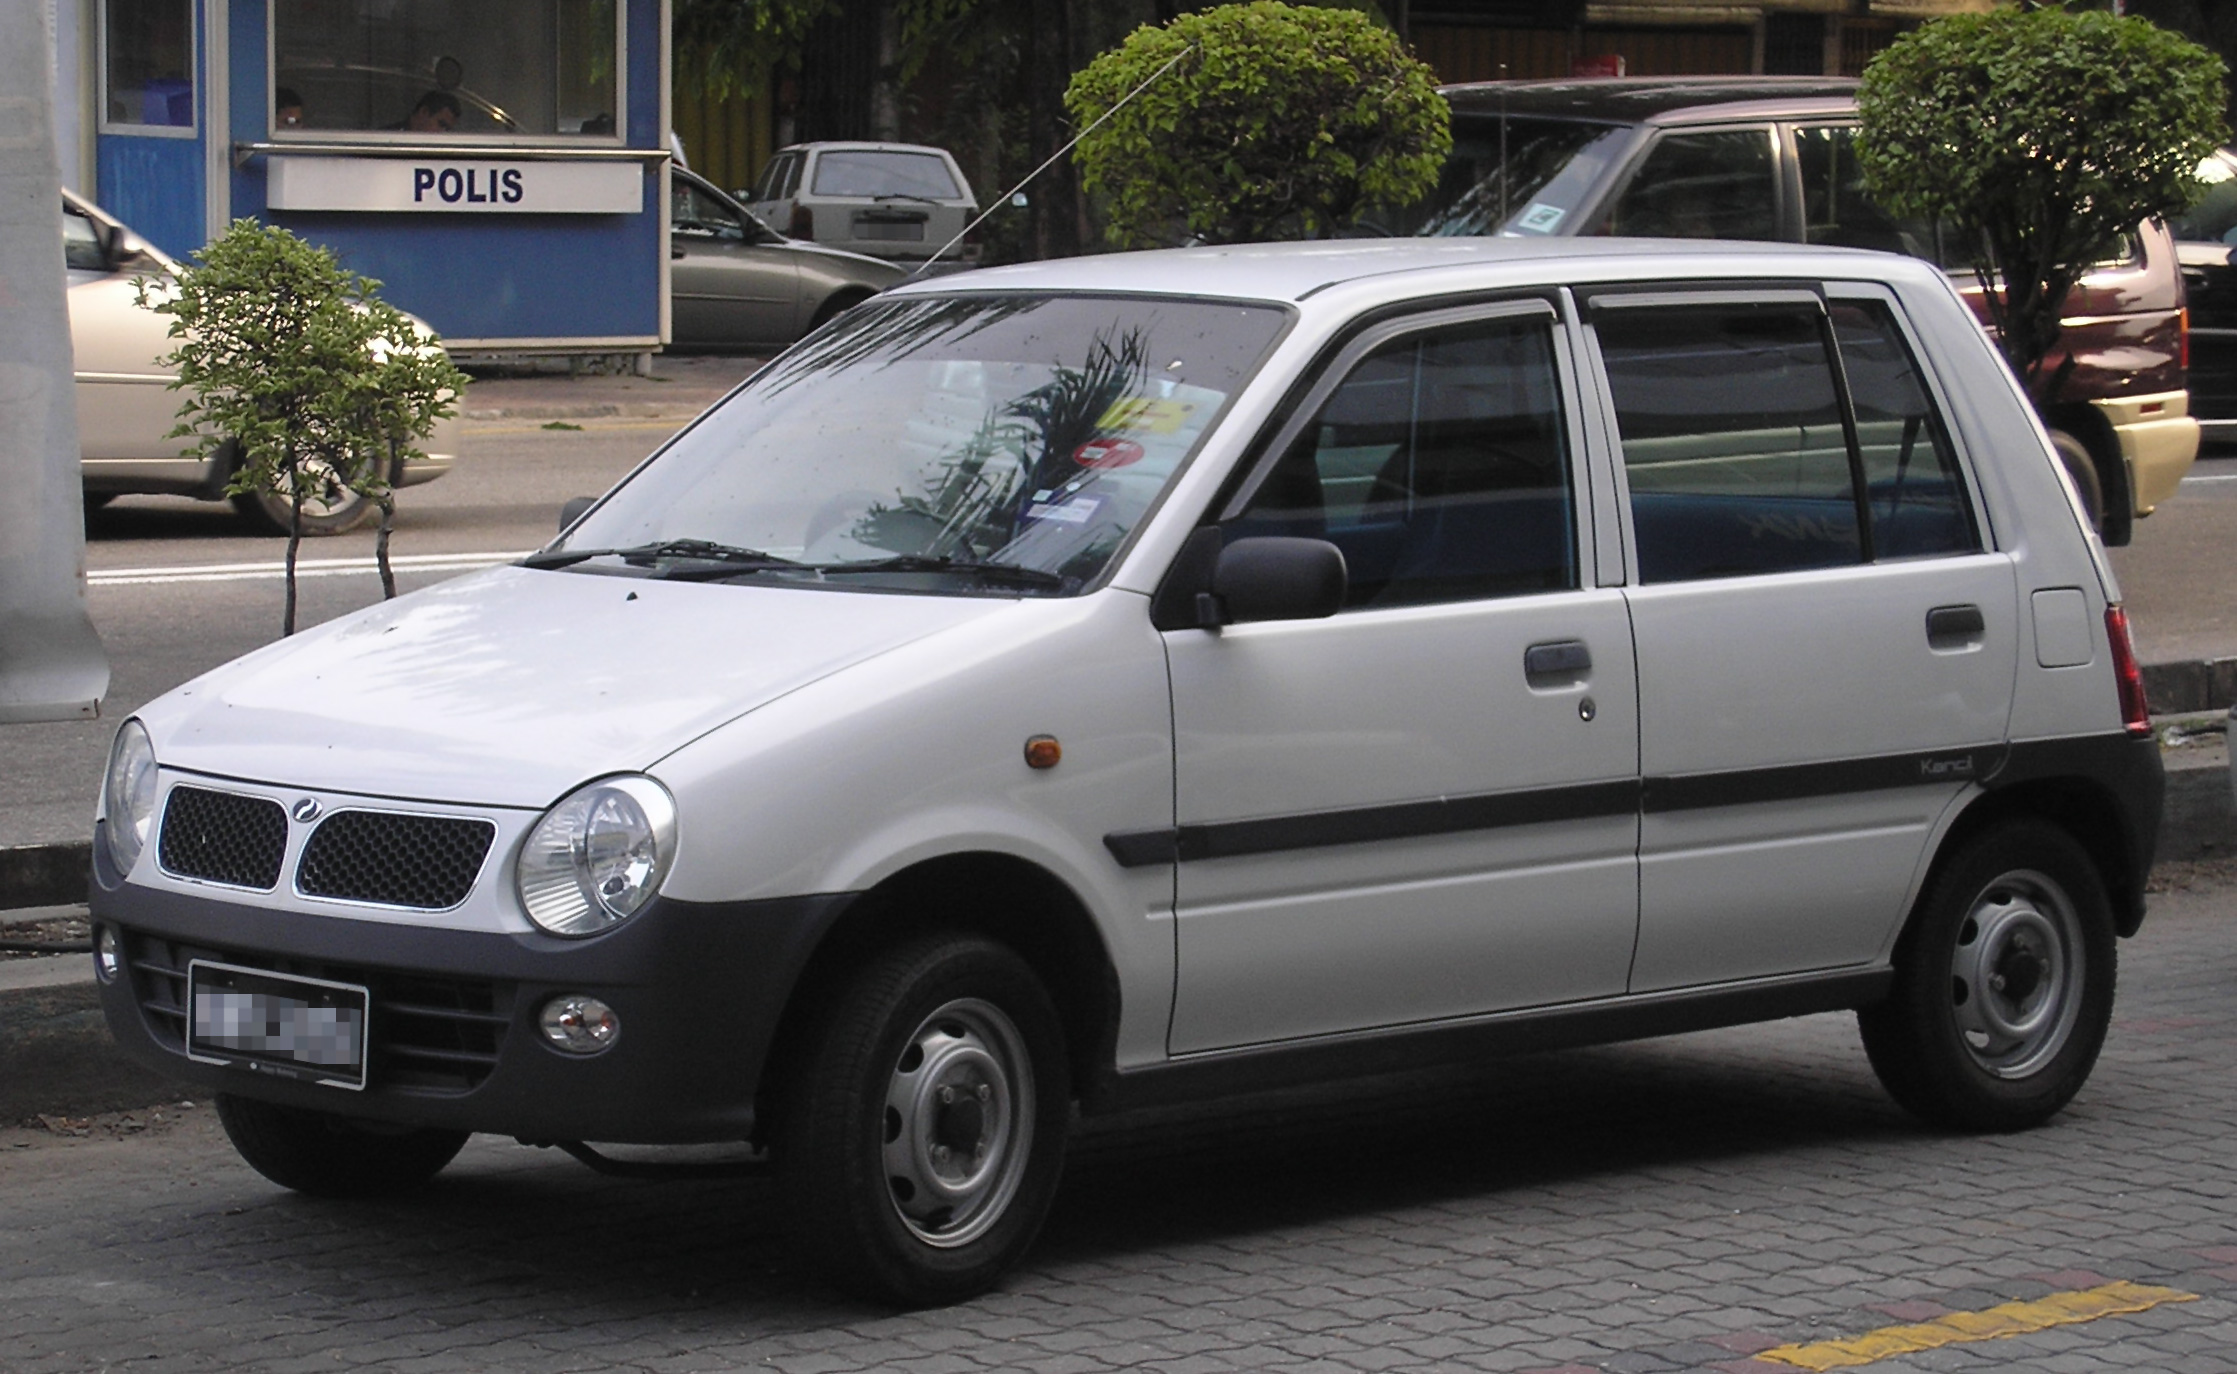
[[777, 933, 1069, 1305], [1859, 820, 2116, 1131], [215, 1095, 468, 1197]]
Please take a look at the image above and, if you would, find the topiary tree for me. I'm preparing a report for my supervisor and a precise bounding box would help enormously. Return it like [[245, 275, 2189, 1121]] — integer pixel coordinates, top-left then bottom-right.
[[142, 221, 465, 635], [1065, 1, 1450, 248], [1857, 6, 2227, 400]]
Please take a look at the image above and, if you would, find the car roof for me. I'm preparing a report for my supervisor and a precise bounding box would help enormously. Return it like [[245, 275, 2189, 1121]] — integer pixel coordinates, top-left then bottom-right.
[[1440, 76, 1859, 126], [885, 236, 1937, 308], [773, 141, 960, 158]]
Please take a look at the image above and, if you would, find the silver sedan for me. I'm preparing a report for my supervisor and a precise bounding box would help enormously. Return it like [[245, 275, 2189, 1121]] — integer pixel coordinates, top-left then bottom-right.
[[669, 167, 907, 349]]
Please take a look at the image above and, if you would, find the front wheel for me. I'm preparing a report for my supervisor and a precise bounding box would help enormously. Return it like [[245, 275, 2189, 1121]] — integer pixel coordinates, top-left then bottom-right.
[[777, 933, 1069, 1305], [215, 1095, 468, 1197], [1859, 820, 2116, 1132]]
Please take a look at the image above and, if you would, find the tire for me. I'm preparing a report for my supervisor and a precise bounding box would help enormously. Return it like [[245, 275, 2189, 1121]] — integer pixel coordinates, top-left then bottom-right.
[[231, 457, 375, 536], [2049, 429, 2124, 543], [214, 1095, 468, 1198], [807, 289, 870, 334], [1858, 819, 2116, 1132], [776, 933, 1069, 1305]]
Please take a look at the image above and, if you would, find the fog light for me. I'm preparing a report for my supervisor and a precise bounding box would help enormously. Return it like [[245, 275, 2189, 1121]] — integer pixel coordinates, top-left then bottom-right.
[[539, 995, 619, 1054], [94, 926, 122, 984]]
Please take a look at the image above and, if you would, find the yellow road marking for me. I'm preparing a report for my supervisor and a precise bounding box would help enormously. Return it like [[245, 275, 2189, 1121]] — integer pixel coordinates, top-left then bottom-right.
[[1755, 1281, 2198, 1371]]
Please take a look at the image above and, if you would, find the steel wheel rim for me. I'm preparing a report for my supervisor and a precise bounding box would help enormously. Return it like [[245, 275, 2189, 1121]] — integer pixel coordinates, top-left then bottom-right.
[[1948, 868, 2083, 1078], [881, 997, 1034, 1249]]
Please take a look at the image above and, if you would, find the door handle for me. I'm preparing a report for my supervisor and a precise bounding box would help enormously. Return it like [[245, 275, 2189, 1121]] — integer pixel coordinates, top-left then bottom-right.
[[1524, 639, 1592, 684], [1925, 603, 1986, 649]]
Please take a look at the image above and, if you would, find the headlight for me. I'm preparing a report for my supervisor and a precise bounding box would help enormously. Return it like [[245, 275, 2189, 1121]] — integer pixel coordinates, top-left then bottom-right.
[[102, 720, 160, 877], [516, 776, 677, 936]]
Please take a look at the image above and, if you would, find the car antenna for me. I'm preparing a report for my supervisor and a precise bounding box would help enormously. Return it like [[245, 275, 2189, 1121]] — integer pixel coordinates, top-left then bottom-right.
[[1498, 63, 1509, 230], [914, 42, 1198, 278]]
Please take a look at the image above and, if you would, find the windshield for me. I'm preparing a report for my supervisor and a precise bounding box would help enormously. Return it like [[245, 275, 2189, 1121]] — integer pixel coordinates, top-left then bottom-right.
[[554, 293, 1289, 595], [1404, 118, 1632, 238]]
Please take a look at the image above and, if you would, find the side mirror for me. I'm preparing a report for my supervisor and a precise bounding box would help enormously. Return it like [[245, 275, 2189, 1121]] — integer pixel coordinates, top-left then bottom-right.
[[560, 495, 596, 531], [1212, 536, 1347, 625]]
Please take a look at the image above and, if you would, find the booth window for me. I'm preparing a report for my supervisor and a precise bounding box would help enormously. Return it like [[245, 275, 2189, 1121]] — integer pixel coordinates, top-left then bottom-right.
[[274, 0, 619, 138], [103, 0, 195, 131]]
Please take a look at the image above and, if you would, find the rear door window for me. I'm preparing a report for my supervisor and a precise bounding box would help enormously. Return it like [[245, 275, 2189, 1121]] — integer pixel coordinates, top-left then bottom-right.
[[1601, 129, 1778, 241], [1793, 125, 1922, 256], [1594, 293, 1977, 583]]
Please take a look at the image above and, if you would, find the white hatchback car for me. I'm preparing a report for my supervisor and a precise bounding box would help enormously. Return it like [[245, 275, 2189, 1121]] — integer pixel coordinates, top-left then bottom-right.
[[64, 189, 459, 534], [743, 141, 979, 268], [93, 238, 2162, 1304]]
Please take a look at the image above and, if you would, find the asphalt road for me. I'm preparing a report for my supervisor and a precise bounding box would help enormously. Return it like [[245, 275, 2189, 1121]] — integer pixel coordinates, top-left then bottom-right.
[[6, 857, 2236, 1372], [4, 433, 2233, 852]]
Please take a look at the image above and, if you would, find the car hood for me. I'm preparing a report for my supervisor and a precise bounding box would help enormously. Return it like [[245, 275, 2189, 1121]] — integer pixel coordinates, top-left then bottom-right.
[[138, 565, 1005, 808]]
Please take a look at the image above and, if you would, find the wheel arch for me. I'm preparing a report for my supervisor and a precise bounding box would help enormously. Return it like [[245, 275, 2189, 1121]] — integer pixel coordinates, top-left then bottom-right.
[[807, 286, 875, 332], [756, 850, 1123, 1136], [1931, 778, 2148, 938]]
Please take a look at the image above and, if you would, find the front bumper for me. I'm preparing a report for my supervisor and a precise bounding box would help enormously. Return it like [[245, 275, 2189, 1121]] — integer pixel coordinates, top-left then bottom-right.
[[89, 854, 852, 1143], [2092, 390, 2199, 516]]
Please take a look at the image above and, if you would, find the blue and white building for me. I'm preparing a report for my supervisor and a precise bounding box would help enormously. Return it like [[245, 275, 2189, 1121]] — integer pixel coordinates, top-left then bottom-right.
[[51, 0, 674, 352]]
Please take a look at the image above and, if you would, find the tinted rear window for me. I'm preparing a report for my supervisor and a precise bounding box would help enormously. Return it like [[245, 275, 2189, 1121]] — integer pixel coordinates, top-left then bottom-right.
[[811, 150, 961, 200]]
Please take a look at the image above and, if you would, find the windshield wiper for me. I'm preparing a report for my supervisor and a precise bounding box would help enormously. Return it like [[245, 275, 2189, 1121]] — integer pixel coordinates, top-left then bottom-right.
[[521, 540, 802, 573], [872, 192, 939, 205], [814, 555, 1068, 590]]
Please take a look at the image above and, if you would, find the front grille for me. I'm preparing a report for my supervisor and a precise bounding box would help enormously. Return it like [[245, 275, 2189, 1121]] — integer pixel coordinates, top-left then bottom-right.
[[123, 931, 513, 1095], [158, 786, 287, 890], [297, 811, 496, 910]]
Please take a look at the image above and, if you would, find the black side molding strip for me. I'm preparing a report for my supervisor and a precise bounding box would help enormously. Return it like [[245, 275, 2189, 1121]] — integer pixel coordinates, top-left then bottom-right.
[[1090, 967, 1891, 1114], [1106, 745, 2011, 868], [1104, 778, 1639, 868]]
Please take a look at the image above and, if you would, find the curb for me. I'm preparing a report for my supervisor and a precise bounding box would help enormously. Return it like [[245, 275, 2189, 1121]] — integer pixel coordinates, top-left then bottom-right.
[[2142, 658, 2237, 715], [460, 403, 716, 423], [1, 842, 90, 913]]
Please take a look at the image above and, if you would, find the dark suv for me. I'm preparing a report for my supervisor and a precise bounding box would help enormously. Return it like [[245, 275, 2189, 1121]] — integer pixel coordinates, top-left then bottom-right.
[[1385, 77, 2198, 545]]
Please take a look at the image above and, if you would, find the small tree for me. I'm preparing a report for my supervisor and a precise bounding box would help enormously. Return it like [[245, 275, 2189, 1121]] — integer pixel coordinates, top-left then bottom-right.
[[1857, 6, 2227, 400], [1065, 2, 1450, 248], [142, 221, 465, 634]]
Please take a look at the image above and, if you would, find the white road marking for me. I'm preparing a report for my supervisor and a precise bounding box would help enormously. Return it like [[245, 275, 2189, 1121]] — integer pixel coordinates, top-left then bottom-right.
[[89, 551, 530, 587], [2181, 471, 2237, 484]]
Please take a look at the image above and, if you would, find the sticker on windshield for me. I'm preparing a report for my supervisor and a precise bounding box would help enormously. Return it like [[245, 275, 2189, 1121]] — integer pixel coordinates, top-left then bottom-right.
[[1097, 397, 1198, 434], [1024, 494, 1108, 526], [1073, 437, 1145, 469], [1516, 202, 1566, 233]]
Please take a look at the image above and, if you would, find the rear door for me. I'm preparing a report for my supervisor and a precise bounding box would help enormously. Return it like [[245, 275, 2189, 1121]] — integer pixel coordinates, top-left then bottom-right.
[[1584, 285, 2018, 991], [1164, 301, 1640, 1053]]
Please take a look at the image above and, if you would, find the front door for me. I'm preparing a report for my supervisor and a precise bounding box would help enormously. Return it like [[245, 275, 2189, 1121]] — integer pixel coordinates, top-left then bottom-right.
[[671, 179, 800, 346], [1165, 303, 1640, 1053], [1587, 287, 2018, 992]]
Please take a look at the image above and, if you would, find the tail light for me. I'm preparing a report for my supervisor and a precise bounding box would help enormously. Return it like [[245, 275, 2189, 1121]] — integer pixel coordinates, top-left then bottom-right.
[[2105, 603, 2152, 737], [788, 204, 813, 238]]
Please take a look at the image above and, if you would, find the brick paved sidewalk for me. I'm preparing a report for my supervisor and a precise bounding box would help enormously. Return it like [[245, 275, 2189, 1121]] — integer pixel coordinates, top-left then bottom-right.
[[4, 863, 2235, 1373]]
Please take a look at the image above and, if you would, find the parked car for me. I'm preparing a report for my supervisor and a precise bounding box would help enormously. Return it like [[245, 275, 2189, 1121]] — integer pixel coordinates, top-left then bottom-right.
[[743, 141, 979, 268], [63, 188, 457, 535], [2167, 145, 2237, 445], [669, 167, 906, 348], [93, 237, 2160, 1305], [1384, 77, 2198, 546]]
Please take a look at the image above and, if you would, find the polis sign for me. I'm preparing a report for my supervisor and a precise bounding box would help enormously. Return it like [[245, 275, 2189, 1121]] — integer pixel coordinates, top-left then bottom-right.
[[266, 157, 643, 214]]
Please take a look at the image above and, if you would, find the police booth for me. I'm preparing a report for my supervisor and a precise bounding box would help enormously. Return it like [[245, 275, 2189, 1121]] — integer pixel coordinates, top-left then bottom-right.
[[86, 0, 671, 352]]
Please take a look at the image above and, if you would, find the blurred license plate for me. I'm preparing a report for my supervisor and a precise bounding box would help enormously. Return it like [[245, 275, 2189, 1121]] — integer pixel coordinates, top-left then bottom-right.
[[854, 218, 925, 241], [187, 961, 368, 1090]]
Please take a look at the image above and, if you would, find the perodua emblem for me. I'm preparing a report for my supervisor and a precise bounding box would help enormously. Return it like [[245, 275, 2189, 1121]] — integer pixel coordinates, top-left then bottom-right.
[[291, 798, 323, 823]]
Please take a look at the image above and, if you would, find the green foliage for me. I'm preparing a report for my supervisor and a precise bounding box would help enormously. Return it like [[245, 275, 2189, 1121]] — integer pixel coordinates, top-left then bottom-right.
[[1065, 1, 1450, 248], [674, 0, 837, 99], [1857, 6, 2228, 393], [141, 219, 466, 629]]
